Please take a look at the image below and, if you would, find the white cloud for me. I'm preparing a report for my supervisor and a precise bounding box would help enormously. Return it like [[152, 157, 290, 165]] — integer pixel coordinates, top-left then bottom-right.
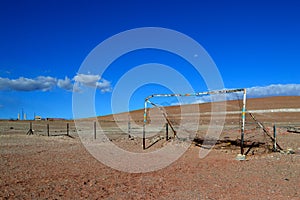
[[247, 84, 300, 97], [0, 76, 57, 91], [73, 73, 112, 92], [96, 79, 112, 92], [57, 76, 73, 91], [73, 74, 100, 86], [0, 74, 112, 93]]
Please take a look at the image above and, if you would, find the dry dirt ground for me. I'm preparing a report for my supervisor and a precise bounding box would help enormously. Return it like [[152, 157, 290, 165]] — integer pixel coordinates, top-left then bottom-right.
[[1, 96, 300, 199]]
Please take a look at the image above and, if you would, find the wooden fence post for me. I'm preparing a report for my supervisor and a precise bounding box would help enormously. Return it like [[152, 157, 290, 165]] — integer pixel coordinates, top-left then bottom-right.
[[67, 123, 69, 136], [166, 123, 169, 141], [128, 121, 131, 138], [26, 122, 33, 135], [94, 121, 96, 140]]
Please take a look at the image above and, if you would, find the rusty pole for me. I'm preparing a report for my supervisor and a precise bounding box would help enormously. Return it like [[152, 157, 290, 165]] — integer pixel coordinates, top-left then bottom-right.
[[241, 88, 247, 155], [143, 100, 147, 150]]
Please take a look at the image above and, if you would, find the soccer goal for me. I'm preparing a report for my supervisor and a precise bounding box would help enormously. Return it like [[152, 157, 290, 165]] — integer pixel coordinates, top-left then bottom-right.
[[142, 88, 247, 154]]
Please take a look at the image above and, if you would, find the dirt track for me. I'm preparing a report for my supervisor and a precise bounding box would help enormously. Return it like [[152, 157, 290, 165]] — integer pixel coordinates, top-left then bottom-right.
[[1, 96, 300, 199]]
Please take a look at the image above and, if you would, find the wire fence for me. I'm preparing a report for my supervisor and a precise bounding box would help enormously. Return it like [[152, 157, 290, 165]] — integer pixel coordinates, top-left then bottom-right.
[[0, 107, 298, 153], [0, 120, 77, 137]]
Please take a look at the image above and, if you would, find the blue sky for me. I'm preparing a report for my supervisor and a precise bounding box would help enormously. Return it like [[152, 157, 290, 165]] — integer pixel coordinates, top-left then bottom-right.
[[0, 0, 300, 119]]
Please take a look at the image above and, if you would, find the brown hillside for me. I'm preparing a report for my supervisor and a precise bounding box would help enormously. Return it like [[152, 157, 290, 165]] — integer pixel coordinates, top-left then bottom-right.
[[98, 96, 300, 124]]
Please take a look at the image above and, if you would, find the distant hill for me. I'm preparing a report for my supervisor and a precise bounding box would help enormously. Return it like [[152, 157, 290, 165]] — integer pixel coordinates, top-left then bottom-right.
[[98, 96, 300, 123]]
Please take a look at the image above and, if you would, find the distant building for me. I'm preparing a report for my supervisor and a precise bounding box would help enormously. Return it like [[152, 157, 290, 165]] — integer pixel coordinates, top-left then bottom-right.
[[35, 116, 42, 120]]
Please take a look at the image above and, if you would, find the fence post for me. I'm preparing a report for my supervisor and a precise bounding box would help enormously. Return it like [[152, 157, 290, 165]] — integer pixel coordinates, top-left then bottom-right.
[[26, 122, 33, 135], [166, 123, 169, 141], [47, 124, 50, 136], [94, 121, 96, 140], [67, 123, 69, 136], [128, 120, 131, 138]]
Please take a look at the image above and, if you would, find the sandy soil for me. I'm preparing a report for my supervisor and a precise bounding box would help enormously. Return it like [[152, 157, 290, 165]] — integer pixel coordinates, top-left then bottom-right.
[[0, 96, 299, 199]]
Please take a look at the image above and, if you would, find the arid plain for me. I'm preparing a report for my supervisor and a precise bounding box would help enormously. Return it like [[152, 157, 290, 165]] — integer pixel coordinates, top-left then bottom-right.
[[1, 96, 299, 199]]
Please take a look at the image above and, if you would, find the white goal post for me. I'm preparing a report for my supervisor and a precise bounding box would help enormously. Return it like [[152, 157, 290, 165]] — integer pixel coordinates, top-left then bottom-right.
[[142, 88, 247, 154]]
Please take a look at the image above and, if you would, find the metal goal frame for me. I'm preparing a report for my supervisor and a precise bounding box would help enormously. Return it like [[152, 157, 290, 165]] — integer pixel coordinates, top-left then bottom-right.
[[142, 88, 247, 154]]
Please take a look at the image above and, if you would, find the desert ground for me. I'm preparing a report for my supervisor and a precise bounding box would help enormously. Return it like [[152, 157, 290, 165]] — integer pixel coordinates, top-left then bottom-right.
[[0, 96, 299, 199]]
